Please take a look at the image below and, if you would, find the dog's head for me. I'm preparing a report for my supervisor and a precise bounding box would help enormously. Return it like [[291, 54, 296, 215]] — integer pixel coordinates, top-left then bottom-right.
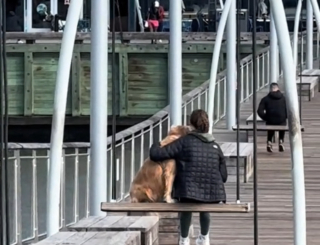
[[168, 125, 191, 137], [160, 126, 191, 147]]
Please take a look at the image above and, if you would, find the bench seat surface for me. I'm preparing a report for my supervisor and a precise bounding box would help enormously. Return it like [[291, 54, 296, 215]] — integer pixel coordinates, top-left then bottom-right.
[[220, 142, 253, 157], [100, 202, 250, 213], [232, 124, 305, 131], [33, 231, 141, 245], [299, 69, 320, 76]]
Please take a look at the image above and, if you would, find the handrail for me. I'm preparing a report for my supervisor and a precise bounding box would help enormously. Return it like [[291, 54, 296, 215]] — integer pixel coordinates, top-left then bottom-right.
[[5, 31, 316, 42]]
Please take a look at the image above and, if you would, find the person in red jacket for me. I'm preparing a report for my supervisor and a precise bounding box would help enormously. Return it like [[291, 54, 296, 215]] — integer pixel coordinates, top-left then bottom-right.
[[146, 1, 164, 32]]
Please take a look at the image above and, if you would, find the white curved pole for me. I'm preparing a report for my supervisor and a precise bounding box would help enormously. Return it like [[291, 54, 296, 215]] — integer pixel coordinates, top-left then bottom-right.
[[270, 10, 278, 83], [219, 0, 224, 8], [47, 0, 83, 236], [310, 0, 320, 33], [306, 0, 313, 68], [293, 0, 303, 69], [270, 1, 306, 245], [226, 0, 236, 129], [90, 0, 109, 215], [207, 0, 232, 133]]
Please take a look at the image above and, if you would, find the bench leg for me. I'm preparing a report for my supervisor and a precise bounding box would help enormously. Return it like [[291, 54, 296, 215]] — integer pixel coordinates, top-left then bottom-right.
[[244, 157, 248, 183], [309, 85, 311, 101]]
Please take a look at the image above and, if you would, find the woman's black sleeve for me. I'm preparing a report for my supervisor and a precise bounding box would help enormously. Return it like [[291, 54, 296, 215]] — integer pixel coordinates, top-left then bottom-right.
[[216, 143, 228, 183], [149, 137, 184, 162]]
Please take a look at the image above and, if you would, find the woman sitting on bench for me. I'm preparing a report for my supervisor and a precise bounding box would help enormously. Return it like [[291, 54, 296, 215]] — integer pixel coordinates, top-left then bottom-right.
[[257, 82, 287, 152], [149, 109, 228, 245]]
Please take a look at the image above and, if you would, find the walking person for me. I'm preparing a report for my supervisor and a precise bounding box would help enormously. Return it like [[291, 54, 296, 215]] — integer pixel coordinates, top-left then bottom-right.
[[149, 109, 228, 245], [257, 82, 287, 152]]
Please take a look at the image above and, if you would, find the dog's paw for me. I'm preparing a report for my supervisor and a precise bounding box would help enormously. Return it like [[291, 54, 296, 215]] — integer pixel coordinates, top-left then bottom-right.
[[165, 198, 176, 203]]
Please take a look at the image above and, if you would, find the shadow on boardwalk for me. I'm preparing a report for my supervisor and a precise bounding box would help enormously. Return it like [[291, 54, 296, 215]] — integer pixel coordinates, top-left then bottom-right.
[[188, 86, 320, 244]]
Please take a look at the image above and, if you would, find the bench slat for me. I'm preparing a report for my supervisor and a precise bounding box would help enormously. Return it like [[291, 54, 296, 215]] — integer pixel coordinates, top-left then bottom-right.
[[296, 76, 318, 84], [101, 203, 250, 213], [246, 113, 263, 122], [232, 125, 305, 131], [299, 69, 320, 76]]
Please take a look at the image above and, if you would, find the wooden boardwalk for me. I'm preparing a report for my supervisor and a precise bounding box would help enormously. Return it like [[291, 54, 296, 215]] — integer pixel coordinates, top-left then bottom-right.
[[185, 89, 320, 244]]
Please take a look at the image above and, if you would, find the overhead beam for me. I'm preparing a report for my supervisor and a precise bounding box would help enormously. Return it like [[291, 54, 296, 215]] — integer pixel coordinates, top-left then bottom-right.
[[5, 32, 318, 42]]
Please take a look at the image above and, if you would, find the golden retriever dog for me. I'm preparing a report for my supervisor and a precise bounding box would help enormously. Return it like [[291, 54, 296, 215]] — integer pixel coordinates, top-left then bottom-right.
[[129, 125, 191, 203]]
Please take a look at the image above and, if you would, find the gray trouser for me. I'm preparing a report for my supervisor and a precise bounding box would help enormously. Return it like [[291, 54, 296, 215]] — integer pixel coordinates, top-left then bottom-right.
[[179, 198, 216, 238], [180, 211, 210, 238]]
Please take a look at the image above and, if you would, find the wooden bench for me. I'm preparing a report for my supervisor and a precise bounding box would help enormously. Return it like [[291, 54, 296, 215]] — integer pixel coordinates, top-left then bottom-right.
[[68, 216, 159, 245], [232, 125, 305, 142], [33, 231, 141, 245], [100, 202, 250, 245], [246, 113, 263, 125], [246, 113, 278, 142], [296, 76, 319, 101], [220, 142, 253, 183], [299, 69, 320, 92]]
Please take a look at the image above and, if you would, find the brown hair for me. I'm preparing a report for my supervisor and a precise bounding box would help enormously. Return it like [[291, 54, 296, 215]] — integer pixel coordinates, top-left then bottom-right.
[[189, 109, 209, 133]]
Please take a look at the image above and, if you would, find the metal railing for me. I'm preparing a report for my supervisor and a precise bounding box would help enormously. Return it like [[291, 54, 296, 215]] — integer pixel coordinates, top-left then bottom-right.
[[6, 32, 317, 245]]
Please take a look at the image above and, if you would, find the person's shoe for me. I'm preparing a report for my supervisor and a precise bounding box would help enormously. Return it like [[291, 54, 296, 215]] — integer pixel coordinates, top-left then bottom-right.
[[179, 236, 190, 245], [196, 234, 210, 245], [267, 141, 273, 153], [279, 140, 285, 152]]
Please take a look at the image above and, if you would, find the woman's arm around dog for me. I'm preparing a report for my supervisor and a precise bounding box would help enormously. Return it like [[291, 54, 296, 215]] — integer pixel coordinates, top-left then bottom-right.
[[149, 137, 185, 162]]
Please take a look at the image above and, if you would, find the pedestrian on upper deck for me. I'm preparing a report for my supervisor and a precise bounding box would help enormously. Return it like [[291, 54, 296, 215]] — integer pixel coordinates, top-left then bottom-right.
[[257, 82, 287, 152]]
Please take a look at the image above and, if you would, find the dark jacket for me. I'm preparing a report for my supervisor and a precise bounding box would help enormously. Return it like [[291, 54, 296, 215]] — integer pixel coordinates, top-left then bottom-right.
[[149, 132, 227, 203], [148, 6, 164, 21], [257, 90, 287, 125]]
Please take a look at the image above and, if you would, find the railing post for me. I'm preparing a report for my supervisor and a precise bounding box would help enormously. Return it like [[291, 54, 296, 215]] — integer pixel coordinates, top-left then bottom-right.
[[226, 0, 236, 129], [90, 0, 109, 215], [270, 1, 307, 245]]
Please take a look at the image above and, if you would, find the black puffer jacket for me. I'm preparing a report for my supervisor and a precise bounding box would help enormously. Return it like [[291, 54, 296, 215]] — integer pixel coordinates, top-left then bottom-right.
[[149, 132, 227, 203], [257, 90, 287, 125]]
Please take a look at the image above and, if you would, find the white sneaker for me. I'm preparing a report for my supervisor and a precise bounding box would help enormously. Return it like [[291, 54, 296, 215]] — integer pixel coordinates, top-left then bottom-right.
[[196, 234, 210, 245], [179, 236, 190, 245]]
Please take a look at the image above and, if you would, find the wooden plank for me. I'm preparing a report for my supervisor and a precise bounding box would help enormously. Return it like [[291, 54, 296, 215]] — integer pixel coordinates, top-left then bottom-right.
[[34, 232, 77, 244], [68, 216, 112, 230], [119, 52, 128, 116], [71, 52, 81, 116], [7, 53, 24, 115], [232, 124, 305, 132], [246, 113, 263, 123], [299, 69, 320, 76], [69, 216, 159, 245], [24, 52, 33, 115], [296, 76, 318, 86], [100, 203, 250, 213], [5, 32, 315, 42], [81, 232, 141, 245], [224, 143, 236, 157]]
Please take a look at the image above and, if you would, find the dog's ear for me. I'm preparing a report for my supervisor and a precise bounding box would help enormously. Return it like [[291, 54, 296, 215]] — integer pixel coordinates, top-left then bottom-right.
[[170, 125, 177, 130], [168, 125, 178, 135]]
